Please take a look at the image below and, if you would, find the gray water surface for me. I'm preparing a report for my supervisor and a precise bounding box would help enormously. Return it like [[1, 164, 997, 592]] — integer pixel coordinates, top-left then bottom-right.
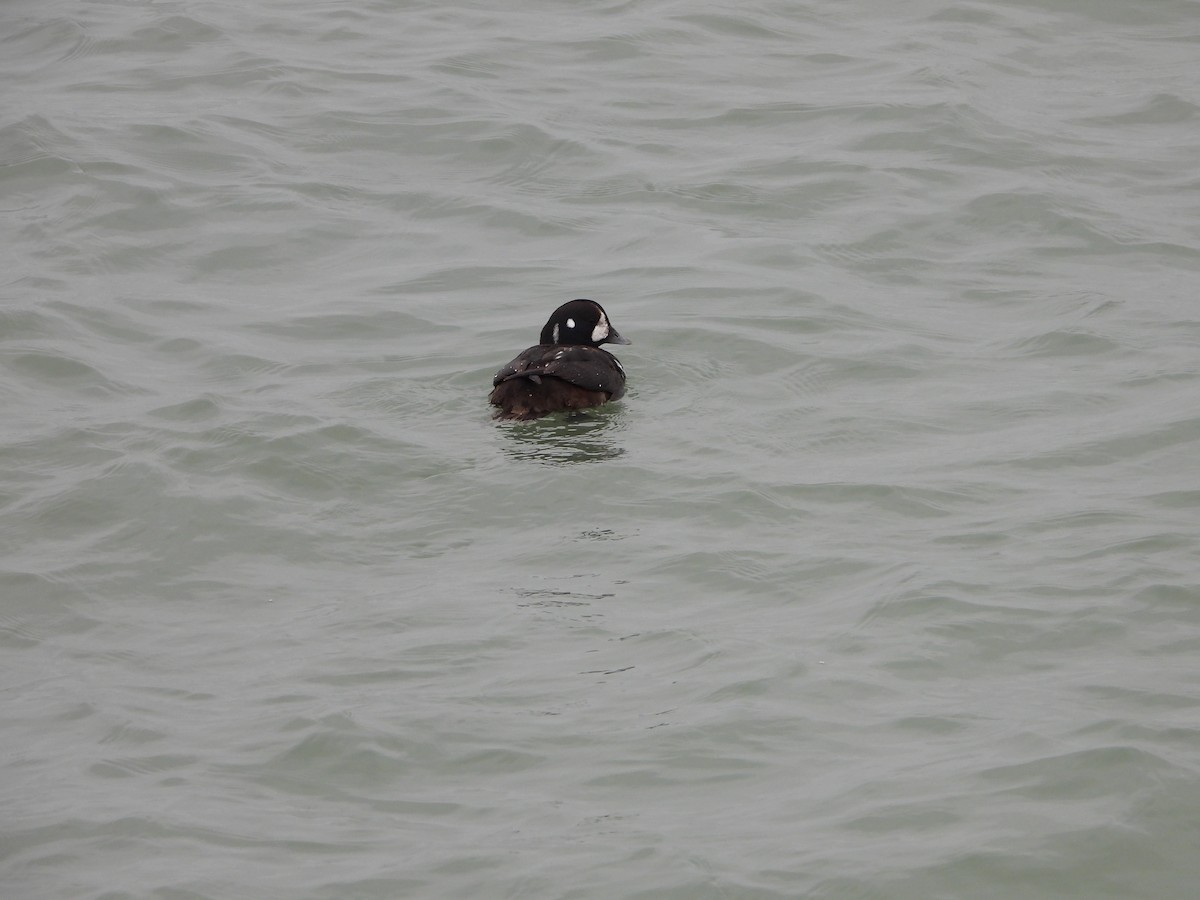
[[4, 1, 1200, 898]]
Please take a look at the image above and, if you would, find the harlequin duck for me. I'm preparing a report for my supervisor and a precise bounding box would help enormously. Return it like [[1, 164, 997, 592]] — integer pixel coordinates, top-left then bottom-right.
[[489, 299, 631, 421]]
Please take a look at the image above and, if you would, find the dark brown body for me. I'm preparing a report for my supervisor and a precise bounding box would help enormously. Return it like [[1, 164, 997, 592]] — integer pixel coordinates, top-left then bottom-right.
[[489, 344, 626, 421], [489, 379, 612, 421]]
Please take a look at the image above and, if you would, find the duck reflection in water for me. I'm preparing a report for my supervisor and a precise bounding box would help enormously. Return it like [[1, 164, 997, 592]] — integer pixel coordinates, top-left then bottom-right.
[[498, 408, 626, 465]]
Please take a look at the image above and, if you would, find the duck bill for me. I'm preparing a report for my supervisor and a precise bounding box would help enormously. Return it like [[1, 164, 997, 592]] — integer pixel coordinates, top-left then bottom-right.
[[605, 328, 631, 346]]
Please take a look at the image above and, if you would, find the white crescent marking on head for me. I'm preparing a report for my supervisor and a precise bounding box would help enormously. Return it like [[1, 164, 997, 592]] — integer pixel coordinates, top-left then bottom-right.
[[591, 312, 609, 343], [552, 323, 560, 343]]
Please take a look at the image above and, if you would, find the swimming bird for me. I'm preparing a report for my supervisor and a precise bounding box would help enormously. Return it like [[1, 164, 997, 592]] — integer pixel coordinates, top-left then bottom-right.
[[489, 299, 630, 421]]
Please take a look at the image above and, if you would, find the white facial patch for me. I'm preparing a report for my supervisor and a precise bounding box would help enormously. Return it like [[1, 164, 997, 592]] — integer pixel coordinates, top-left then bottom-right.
[[566, 317, 576, 329], [552, 323, 560, 343], [591, 311, 609, 342]]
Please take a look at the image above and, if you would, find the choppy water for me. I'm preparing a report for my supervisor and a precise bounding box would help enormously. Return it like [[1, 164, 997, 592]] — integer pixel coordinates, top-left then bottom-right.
[[4, 0, 1200, 897]]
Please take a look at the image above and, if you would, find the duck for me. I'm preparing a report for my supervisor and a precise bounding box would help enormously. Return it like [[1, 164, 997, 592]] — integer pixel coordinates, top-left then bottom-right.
[[489, 299, 631, 421]]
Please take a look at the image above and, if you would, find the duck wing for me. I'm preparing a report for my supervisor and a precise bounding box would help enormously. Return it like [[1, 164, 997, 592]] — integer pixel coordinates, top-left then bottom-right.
[[493, 345, 625, 397]]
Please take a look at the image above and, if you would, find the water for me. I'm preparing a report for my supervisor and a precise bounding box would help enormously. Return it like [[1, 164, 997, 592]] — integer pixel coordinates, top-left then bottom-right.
[[4, 0, 1200, 897]]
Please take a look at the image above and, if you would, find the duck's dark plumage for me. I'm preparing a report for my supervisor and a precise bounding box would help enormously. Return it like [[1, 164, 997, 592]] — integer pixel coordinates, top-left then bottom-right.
[[489, 299, 630, 421]]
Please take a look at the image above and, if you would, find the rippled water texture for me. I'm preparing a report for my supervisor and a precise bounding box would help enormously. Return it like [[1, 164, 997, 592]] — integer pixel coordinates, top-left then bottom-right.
[[4, 0, 1200, 897]]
